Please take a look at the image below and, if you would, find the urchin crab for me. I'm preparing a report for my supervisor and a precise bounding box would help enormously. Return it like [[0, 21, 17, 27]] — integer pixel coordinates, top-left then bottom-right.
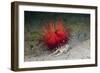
[[42, 17, 70, 56]]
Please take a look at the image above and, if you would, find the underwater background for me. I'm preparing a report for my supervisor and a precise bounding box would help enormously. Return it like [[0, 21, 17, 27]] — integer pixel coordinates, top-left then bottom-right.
[[24, 11, 90, 61]]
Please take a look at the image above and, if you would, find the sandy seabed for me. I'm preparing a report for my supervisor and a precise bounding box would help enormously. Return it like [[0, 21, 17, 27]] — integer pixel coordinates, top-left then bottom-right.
[[24, 39, 90, 61]]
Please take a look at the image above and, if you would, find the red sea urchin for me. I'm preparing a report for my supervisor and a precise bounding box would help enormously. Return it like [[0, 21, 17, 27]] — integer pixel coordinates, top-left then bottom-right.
[[42, 17, 70, 51]]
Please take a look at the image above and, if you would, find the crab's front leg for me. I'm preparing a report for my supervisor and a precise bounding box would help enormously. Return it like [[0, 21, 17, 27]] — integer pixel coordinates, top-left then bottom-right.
[[49, 49, 59, 56], [54, 49, 64, 56], [55, 44, 70, 56]]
